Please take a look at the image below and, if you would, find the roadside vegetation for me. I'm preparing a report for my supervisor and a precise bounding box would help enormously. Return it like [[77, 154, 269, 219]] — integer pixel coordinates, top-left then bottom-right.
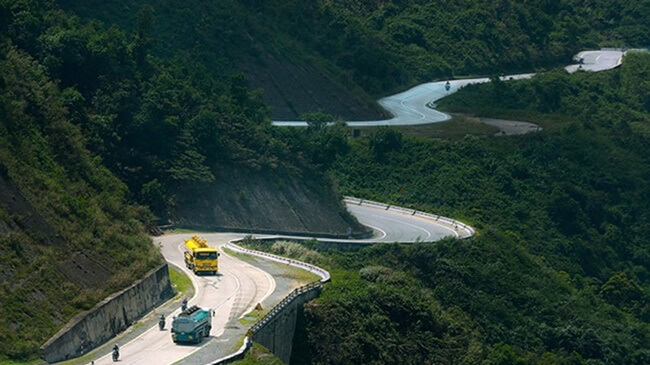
[[232, 343, 283, 365], [0, 0, 648, 363], [168, 265, 193, 298], [248, 54, 650, 363]]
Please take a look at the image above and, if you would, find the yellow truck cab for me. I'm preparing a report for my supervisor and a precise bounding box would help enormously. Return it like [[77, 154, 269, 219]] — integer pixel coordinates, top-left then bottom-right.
[[183, 235, 219, 275]]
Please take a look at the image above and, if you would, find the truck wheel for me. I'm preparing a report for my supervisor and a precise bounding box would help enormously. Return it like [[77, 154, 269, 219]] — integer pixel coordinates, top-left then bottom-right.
[[197, 332, 203, 344], [204, 326, 210, 337]]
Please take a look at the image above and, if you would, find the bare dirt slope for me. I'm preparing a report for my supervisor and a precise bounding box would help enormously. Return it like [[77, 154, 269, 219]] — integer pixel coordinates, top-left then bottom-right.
[[174, 169, 368, 238]]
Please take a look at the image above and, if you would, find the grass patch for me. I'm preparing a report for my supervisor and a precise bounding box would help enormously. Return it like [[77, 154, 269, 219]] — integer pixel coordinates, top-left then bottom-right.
[[239, 310, 265, 325], [232, 343, 283, 365], [349, 115, 499, 141], [0, 360, 43, 365], [223, 247, 322, 284], [397, 114, 500, 139], [278, 265, 321, 283], [169, 266, 193, 297], [223, 247, 256, 262]]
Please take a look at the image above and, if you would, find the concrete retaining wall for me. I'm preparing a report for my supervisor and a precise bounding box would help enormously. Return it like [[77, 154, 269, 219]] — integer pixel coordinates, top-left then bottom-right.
[[41, 263, 174, 363], [251, 284, 321, 364]]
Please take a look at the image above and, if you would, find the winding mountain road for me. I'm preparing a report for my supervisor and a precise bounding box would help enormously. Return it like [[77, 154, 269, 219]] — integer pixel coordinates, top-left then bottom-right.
[[80, 49, 629, 365], [272, 49, 626, 127], [83, 201, 458, 365]]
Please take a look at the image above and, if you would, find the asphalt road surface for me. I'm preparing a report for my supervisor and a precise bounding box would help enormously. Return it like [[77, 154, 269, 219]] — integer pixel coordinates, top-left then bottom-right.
[[84, 202, 457, 365], [89, 233, 274, 365], [346, 203, 459, 242]]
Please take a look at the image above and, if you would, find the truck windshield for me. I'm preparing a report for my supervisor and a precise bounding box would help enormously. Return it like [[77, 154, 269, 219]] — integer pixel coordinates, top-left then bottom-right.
[[196, 252, 217, 259]]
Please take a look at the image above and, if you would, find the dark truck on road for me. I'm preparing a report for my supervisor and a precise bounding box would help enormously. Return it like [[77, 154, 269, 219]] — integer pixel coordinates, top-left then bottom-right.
[[171, 305, 212, 344]]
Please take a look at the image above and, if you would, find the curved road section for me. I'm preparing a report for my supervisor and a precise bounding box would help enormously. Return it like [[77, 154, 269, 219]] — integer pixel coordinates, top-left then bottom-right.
[[83, 201, 467, 365], [272, 49, 626, 127], [78, 49, 630, 365], [77, 49, 633, 365]]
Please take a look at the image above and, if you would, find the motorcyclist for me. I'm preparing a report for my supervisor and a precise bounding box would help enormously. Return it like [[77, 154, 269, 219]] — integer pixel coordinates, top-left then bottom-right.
[[159, 314, 165, 330], [112, 344, 119, 362], [181, 297, 188, 311]]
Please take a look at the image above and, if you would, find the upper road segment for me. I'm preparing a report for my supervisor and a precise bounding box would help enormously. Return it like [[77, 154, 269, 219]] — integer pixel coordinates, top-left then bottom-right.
[[272, 49, 627, 127]]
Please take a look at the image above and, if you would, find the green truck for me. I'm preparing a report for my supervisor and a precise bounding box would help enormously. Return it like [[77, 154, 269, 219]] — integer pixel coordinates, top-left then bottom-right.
[[171, 305, 212, 344]]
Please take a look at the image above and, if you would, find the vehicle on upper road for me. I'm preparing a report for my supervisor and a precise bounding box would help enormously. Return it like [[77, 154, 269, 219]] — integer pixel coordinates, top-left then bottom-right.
[[171, 305, 212, 344], [184, 235, 220, 274]]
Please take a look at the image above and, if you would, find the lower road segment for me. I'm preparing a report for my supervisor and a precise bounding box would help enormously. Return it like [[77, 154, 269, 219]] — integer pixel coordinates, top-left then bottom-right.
[[82, 202, 463, 364]]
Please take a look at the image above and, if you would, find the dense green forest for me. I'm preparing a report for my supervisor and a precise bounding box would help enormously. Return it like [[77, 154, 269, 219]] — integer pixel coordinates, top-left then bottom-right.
[[244, 54, 650, 363], [1, 0, 336, 224], [0, 35, 163, 361], [61, 0, 649, 97], [1, 0, 649, 363]]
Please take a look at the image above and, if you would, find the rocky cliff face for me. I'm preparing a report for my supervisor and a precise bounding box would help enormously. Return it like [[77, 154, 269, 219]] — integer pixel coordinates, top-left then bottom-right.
[[174, 169, 368, 238]]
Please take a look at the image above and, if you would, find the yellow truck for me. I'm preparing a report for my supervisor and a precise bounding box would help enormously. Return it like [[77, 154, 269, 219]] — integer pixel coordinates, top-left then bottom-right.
[[183, 235, 219, 275]]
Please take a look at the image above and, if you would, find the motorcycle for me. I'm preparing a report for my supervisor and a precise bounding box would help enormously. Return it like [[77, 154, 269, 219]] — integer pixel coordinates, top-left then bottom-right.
[[112, 347, 119, 362], [159, 315, 165, 331]]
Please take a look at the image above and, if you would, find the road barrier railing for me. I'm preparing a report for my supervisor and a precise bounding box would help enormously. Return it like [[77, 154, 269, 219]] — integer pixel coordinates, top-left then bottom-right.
[[225, 240, 331, 283], [343, 196, 476, 238], [208, 198, 473, 364]]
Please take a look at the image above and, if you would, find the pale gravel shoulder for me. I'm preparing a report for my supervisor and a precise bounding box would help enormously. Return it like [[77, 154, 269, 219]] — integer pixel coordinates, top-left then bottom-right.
[[479, 117, 542, 136]]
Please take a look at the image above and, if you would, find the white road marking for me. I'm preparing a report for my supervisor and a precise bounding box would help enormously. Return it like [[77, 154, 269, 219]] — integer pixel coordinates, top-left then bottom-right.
[[362, 223, 388, 239]]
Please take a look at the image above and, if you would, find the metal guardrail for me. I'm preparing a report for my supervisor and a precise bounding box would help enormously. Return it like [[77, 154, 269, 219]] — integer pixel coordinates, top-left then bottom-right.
[[343, 196, 476, 238], [249, 281, 322, 334], [225, 241, 331, 283], [207, 198, 473, 364]]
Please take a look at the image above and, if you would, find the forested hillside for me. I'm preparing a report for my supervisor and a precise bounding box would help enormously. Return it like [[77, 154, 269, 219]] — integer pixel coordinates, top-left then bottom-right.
[[0, 44, 163, 360], [0, 1, 360, 361], [60, 0, 649, 116], [1, 0, 361, 233], [243, 54, 650, 363], [1, 0, 649, 363]]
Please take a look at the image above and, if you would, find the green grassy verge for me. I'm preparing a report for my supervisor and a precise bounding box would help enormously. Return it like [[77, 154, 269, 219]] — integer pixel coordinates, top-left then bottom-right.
[[0, 360, 43, 365], [169, 265, 193, 297], [232, 343, 283, 365], [223, 247, 321, 284], [398, 115, 500, 139]]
